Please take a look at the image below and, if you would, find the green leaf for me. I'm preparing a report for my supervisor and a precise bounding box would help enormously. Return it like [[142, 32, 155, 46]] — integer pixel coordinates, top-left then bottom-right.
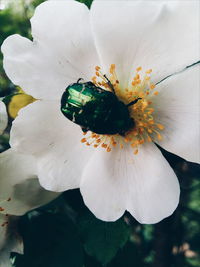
[[109, 242, 142, 267], [78, 213, 131, 265], [14, 211, 83, 267], [76, 0, 93, 8]]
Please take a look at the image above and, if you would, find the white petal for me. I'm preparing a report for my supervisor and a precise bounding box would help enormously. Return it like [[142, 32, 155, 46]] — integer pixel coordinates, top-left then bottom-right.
[[10, 100, 95, 191], [0, 101, 8, 134], [2, 1, 99, 100], [10, 100, 66, 155], [37, 137, 95, 192], [80, 143, 180, 224], [0, 149, 59, 216], [10, 100, 81, 155], [154, 64, 200, 163], [90, 1, 199, 87]]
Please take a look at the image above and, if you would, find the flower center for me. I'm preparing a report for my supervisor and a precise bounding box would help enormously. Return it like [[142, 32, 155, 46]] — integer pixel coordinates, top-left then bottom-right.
[[80, 65, 164, 154]]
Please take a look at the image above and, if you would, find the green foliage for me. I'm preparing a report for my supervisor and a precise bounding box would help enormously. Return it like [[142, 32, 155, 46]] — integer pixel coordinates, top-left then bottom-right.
[[0, 1, 31, 97], [76, 0, 93, 8], [78, 213, 131, 265], [13, 210, 83, 267]]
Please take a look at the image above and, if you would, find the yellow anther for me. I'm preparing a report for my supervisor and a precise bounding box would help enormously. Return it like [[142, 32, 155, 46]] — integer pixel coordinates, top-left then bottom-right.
[[139, 139, 145, 144], [101, 144, 107, 148], [150, 84, 156, 90], [133, 130, 138, 136], [146, 69, 152, 74], [131, 142, 136, 148], [110, 64, 116, 74], [154, 91, 159, 95], [134, 149, 139, 155], [149, 119, 155, 124], [157, 133, 163, 140], [157, 124, 164, 130], [91, 133, 97, 138], [139, 92, 145, 98], [147, 135, 152, 142], [134, 74, 140, 80], [81, 138, 87, 143], [95, 66, 101, 71], [136, 66, 142, 72], [106, 147, 111, 152], [132, 81, 137, 86]]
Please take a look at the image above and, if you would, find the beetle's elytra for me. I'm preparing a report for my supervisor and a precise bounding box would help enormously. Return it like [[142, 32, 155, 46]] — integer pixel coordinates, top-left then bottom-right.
[[61, 80, 135, 135]]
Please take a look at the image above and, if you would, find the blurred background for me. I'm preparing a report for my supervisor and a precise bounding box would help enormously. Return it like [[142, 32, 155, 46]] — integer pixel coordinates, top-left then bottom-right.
[[0, 1, 199, 266]]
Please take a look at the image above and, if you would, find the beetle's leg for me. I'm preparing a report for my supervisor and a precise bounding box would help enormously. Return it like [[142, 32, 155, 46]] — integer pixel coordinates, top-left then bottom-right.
[[81, 127, 88, 133], [77, 78, 84, 83], [103, 75, 116, 94], [127, 98, 142, 107]]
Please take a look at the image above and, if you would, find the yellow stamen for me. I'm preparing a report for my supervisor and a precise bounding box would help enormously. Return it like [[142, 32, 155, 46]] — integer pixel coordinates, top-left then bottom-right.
[[95, 66, 101, 71], [146, 69, 152, 74], [80, 65, 165, 155], [136, 66, 142, 72]]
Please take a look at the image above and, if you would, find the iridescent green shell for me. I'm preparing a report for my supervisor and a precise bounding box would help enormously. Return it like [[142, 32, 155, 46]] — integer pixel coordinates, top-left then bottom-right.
[[61, 81, 134, 135]]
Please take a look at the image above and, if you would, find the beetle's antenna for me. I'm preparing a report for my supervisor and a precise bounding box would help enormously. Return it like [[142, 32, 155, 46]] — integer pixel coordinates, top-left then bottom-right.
[[127, 98, 142, 107], [103, 75, 116, 94], [77, 78, 84, 83]]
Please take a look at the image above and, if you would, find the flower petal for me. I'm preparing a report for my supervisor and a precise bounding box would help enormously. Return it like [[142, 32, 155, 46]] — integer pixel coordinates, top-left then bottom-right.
[[0, 101, 8, 134], [37, 138, 95, 192], [10, 100, 67, 155], [80, 143, 180, 224], [10, 100, 95, 191], [154, 64, 200, 163], [0, 149, 59, 216], [2, 1, 99, 100], [90, 0, 199, 87]]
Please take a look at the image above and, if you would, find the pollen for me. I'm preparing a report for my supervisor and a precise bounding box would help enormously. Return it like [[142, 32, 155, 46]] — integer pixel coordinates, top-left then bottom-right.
[[136, 66, 142, 72], [80, 64, 165, 154]]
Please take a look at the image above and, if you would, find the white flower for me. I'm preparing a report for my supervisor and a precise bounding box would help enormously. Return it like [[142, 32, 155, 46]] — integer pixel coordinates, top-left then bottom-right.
[[0, 101, 8, 135], [0, 149, 59, 264], [1, 0, 200, 223]]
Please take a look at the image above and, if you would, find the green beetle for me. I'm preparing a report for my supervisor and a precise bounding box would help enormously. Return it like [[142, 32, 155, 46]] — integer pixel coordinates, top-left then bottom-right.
[[61, 80, 139, 135]]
